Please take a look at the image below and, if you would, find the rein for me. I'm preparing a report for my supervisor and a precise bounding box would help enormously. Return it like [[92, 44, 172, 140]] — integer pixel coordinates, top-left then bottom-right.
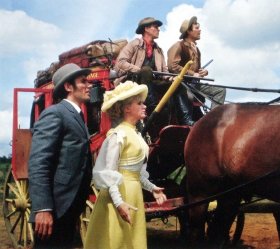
[[181, 81, 221, 109], [182, 80, 280, 108], [191, 81, 280, 93], [153, 71, 280, 106], [148, 169, 280, 218], [265, 96, 280, 105]]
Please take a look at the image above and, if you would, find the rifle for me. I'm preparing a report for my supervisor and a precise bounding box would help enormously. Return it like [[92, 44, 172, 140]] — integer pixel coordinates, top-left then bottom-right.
[[152, 71, 215, 82], [142, 60, 193, 136], [201, 59, 213, 69]]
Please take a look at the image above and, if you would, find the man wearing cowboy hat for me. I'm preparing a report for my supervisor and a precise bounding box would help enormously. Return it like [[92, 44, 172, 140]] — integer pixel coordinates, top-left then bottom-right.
[[168, 16, 226, 110], [114, 17, 195, 126], [29, 63, 93, 248], [114, 17, 166, 80]]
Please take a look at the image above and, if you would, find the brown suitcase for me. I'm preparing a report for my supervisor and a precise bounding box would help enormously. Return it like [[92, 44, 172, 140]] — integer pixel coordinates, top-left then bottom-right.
[[58, 41, 95, 68], [87, 39, 128, 58], [58, 39, 128, 68], [34, 61, 60, 87]]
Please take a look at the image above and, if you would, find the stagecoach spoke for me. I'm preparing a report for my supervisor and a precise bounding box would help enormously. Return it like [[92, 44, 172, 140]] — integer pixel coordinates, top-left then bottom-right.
[[80, 185, 98, 245], [21, 180, 29, 199], [15, 179, 24, 197], [28, 223, 34, 243], [25, 212, 34, 242], [6, 209, 17, 219], [7, 183, 21, 198], [92, 185, 99, 197], [26, 208, 31, 215], [24, 184, 29, 200], [5, 198, 14, 203], [19, 214, 24, 244], [21, 179, 26, 192], [10, 212, 21, 233], [23, 215, 28, 247], [86, 200, 94, 209]]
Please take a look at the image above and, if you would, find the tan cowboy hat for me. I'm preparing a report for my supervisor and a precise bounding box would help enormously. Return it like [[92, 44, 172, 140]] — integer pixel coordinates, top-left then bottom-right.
[[101, 81, 148, 112], [52, 63, 91, 95], [179, 16, 197, 39], [135, 17, 163, 34]]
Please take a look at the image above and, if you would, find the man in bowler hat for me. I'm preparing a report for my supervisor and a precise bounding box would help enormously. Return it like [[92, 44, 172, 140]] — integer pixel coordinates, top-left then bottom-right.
[[29, 63, 93, 248]]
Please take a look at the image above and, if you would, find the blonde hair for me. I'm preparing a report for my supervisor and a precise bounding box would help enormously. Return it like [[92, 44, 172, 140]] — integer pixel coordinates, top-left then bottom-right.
[[106, 94, 142, 126]]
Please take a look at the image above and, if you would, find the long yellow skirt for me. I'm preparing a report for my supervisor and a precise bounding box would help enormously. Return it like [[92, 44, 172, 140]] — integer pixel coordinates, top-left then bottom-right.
[[84, 170, 147, 249]]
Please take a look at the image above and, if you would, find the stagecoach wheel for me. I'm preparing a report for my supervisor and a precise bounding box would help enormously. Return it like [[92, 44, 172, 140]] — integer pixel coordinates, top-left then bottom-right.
[[80, 185, 99, 245], [3, 167, 34, 249]]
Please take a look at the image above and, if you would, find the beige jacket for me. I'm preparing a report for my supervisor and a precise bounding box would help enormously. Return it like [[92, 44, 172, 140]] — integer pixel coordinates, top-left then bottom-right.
[[114, 37, 168, 78], [167, 40, 201, 76]]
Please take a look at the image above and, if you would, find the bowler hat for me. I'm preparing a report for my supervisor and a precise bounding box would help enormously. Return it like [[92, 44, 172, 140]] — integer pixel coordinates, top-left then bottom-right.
[[52, 63, 91, 95], [101, 81, 148, 112], [179, 16, 197, 39], [135, 17, 163, 34]]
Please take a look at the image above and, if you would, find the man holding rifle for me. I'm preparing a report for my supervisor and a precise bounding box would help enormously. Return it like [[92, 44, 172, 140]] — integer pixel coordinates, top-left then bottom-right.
[[114, 17, 195, 126], [168, 16, 226, 109]]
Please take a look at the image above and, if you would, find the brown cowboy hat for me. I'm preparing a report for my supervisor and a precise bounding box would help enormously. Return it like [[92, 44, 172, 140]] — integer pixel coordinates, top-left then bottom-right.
[[135, 17, 163, 34], [179, 16, 197, 39]]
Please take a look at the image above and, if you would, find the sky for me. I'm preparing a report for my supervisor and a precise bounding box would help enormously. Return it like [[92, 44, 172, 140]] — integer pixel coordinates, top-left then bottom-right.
[[1, 0, 280, 156]]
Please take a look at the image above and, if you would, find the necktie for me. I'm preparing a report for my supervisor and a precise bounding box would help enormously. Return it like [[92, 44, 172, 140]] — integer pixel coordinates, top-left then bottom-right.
[[80, 111, 85, 123]]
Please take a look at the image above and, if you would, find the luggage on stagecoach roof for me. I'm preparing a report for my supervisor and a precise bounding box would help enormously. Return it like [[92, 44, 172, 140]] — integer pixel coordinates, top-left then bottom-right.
[[87, 39, 128, 58], [34, 61, 60, 88], [34, 38, 128, 87], [59, 39, 128, 67]]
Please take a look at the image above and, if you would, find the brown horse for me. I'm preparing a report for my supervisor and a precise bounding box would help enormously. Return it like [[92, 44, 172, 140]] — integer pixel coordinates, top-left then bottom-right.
[[184, 103, 280, 244]]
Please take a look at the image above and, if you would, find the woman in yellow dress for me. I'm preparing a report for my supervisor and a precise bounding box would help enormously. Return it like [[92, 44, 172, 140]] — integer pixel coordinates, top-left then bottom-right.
[[84, 81, 167, 249]]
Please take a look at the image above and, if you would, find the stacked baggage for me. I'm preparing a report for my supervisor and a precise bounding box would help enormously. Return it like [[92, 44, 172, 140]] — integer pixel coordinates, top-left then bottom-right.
[[34, 39, 127, 87]]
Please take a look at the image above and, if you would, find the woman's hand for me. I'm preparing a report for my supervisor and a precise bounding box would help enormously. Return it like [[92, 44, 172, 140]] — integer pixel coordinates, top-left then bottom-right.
[[117, 202, 138, 225], [152, 187, 167, 205]]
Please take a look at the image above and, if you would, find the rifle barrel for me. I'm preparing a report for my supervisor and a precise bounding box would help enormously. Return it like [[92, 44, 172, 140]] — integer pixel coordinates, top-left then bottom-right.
[[152, 71, 215, 82]]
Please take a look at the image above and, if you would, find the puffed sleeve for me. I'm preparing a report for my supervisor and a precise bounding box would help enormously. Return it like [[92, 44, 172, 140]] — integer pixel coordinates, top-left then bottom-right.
[[92, 130, 125, 207], [140, 162, 156, 192]]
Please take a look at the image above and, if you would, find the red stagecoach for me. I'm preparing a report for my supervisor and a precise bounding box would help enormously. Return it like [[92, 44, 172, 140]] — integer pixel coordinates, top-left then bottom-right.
[[3, 39, 199, 248], [4, 38, 280, 249]]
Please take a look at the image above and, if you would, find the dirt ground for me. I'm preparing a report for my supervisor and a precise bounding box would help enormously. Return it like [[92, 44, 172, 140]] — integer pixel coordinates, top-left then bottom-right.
[[0, 211, 279, 249], [146, 214, 280, 249]]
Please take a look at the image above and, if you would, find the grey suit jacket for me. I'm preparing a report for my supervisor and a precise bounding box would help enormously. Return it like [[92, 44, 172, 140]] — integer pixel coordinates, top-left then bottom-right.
[[28, 100, 92, 222]]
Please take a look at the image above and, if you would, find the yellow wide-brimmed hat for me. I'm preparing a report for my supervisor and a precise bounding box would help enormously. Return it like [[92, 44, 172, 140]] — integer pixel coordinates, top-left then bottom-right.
[[101, 81, 148, 112]]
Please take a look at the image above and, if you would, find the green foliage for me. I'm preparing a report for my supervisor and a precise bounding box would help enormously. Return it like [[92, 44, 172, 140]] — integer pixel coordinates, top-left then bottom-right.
[[166, 165, 186, 185], [0, 156, 11, 163], [0, 162, 10, 199]]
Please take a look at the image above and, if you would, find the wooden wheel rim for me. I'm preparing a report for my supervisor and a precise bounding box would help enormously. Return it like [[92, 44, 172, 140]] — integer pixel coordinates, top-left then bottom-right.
[[80, 185, 98, 245], [3, 167, 34, 248]]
